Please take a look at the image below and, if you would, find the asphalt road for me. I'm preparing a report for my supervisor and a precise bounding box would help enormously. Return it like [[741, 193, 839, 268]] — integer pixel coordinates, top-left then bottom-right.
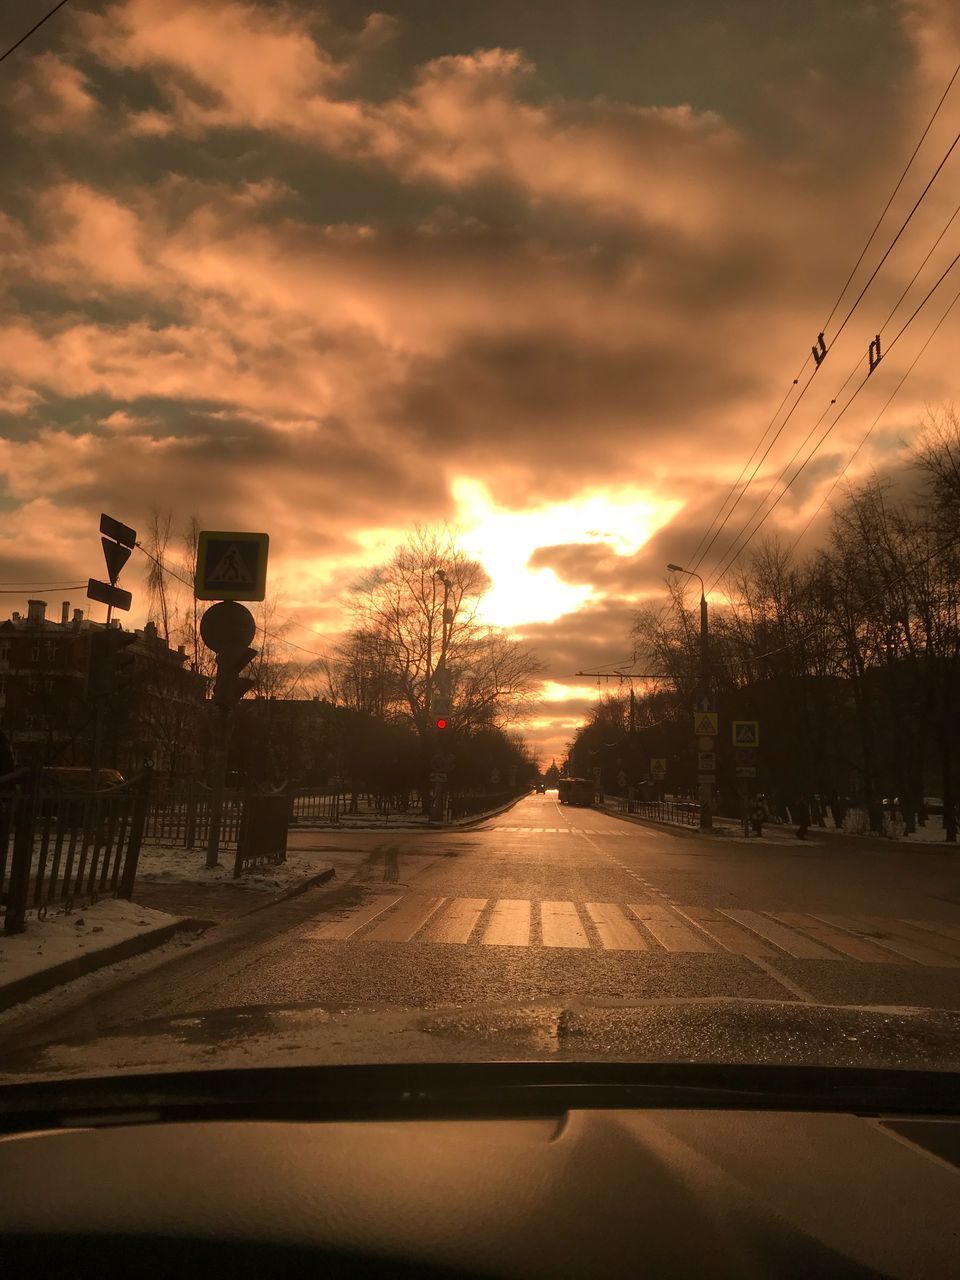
[[4, 792, 960, 1077]]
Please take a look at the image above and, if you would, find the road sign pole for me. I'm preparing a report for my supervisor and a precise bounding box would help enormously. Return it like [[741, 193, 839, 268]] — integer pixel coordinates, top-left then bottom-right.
[[698, 592, 712, 833], [89, 700, 104, 793], [206, 707, 232, 869]]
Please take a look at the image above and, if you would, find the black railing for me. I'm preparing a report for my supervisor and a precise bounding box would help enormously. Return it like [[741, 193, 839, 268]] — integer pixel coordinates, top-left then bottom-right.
[[289, 789, 341, 824], [606, 794, 701, 827], [448, 787, 527, 822], [145, 783, 243, 849], [1, 767, 152, 935]]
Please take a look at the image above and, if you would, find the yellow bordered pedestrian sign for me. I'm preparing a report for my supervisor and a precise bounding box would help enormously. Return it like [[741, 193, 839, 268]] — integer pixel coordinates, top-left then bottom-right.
[[732, 720, 759, 747], [195, 531, 269, 601], [693, 711, 718, 735]]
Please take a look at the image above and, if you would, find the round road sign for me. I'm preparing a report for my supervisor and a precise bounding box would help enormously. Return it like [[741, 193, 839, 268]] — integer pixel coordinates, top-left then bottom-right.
[[200, 600, 257, 653]]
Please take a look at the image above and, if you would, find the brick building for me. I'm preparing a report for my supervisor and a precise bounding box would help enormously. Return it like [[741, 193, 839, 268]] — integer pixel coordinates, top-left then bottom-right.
[[0, 599, 209, 780]]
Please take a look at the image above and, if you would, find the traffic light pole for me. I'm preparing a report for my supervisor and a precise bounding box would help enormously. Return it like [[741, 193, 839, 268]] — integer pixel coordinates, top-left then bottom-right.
[[699, 591, 712, 834], [429, 570, 452, 825], [88, 604, 113, 792], [198, 601, 259, 868], [206, 706, 231, 869]]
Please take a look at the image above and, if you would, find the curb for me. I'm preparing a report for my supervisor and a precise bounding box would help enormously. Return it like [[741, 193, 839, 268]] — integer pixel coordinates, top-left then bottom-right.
[[240, 864, 336, 916], [0, 866, 338, 1014], [448, 793, 529, 828], [0, 914, 208, 1015], [291, 795, 529, 833]]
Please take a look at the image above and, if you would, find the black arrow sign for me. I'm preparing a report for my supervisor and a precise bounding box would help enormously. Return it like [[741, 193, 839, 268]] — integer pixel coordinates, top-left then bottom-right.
[[87, 579, 132, 611], [99, 512, 137, 548], [101, 536, 132, 585]]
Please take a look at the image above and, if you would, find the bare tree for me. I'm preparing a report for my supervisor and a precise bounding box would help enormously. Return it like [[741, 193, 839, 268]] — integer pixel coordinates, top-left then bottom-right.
[[349, 526, 542, 741], [143, 509, 174, 645]]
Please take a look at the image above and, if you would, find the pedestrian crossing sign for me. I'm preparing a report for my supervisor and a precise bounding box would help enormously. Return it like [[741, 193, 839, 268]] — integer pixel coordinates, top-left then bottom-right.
[[195, 531, 269, 601], [693, 711, 718, 735], [732, 720, 759, 746]]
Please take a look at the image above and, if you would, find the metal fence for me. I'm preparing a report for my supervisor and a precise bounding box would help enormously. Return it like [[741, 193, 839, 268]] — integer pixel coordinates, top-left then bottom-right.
[[448, 787, 527, 822], [606, 795, 701, 827], [289, 789, 341, 824], [1, 768, 152, 935], [144, 781, 522, 841], [144, 783, 243, 849]]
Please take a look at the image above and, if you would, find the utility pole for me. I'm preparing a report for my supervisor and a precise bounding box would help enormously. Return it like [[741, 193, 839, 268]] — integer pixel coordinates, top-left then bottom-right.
[[667, 564, 713, 833]]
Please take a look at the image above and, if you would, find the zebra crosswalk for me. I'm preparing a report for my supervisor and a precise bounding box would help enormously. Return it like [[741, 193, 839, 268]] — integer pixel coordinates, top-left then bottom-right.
[[493, 826, 630, 835], [308, 894, 960, 967]]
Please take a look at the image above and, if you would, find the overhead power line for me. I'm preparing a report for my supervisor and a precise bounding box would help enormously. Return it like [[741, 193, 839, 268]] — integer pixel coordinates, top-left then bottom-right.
[[134, 543, 329, 661], [0, 0, 71, 65], [819, 59, 960, 335], [704, 192, 960, 583], [789, 276, 960, 553], [0, 584, 84, 594], [708, 241, 960, 588], [685, 58, 960, 581]]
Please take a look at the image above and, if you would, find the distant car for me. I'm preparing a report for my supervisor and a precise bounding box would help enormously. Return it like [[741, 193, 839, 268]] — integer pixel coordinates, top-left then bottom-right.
[[534, 782, 546, 793]]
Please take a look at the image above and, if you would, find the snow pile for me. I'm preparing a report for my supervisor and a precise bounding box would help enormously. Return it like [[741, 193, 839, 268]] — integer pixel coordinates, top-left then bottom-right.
[[136, 841, 331, 891], [0, 899, 177, 990]]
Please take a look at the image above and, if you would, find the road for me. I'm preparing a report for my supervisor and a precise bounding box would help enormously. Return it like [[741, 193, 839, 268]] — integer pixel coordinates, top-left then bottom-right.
[[3, 792, 960, 1077]]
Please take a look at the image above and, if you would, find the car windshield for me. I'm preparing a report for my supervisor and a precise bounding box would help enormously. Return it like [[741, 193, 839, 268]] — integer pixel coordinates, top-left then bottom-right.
[[2, 0, 960, 1089]]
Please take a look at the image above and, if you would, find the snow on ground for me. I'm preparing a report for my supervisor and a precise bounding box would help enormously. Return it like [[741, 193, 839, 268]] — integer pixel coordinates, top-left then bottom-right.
[[136, 841, 332, 892], [0, 899, 177, 991]]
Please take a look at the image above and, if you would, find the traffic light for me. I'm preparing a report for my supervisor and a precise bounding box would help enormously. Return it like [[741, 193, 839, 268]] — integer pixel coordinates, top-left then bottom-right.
[[431, 690, 451, 733], [112, 630, 137, 696], [85, 627, 138, 701], [213, 646, 257, 708]]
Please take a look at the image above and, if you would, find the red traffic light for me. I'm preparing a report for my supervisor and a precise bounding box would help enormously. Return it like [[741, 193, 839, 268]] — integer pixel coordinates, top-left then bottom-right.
[[435, 717, 448, 730]]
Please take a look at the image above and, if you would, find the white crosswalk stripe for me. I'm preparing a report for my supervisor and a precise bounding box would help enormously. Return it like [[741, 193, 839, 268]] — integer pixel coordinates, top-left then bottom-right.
[[310, 896, 960, 967], [494, 826, 631, 835]]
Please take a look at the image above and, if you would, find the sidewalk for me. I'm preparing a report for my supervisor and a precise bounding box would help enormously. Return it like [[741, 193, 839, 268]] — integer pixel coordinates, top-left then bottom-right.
[[0, 899, 193, 1013], [131, 839, 335, 921], [0, 841, 337, 1013], [599, 799, 960, 848]]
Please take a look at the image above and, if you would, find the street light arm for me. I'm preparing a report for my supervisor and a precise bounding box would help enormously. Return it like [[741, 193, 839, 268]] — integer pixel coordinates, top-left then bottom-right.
[[666, 563, 706, 600]]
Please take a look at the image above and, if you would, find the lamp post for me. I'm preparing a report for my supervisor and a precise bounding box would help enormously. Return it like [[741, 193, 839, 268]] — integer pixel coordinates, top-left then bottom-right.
[[431, 568, 452, 822], [667, 563, 713, 833]]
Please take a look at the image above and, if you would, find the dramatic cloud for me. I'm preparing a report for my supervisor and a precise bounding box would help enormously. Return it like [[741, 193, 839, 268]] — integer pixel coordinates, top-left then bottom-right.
[[2, 0, 959, 759]]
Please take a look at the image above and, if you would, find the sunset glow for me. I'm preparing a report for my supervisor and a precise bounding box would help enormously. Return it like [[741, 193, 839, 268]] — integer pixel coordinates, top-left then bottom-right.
[[1, 0, 958, 763], [454, 478, 679, 628]]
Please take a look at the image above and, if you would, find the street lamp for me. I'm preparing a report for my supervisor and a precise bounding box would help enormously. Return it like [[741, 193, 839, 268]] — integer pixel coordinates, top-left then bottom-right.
[[667, 562, 712, 832], [430, 569, 453, 822]]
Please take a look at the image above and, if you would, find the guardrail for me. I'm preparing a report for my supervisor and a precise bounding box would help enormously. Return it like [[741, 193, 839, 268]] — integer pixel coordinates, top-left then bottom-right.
[[1, 767, 152, 935]]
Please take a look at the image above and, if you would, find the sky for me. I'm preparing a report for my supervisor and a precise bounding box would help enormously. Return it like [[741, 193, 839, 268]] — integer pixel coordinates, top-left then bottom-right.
[[2, 0, 960, 763]]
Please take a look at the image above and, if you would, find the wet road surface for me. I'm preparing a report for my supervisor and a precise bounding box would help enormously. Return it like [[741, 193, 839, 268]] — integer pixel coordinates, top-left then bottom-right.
[[3, 792, 960, 1076]]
